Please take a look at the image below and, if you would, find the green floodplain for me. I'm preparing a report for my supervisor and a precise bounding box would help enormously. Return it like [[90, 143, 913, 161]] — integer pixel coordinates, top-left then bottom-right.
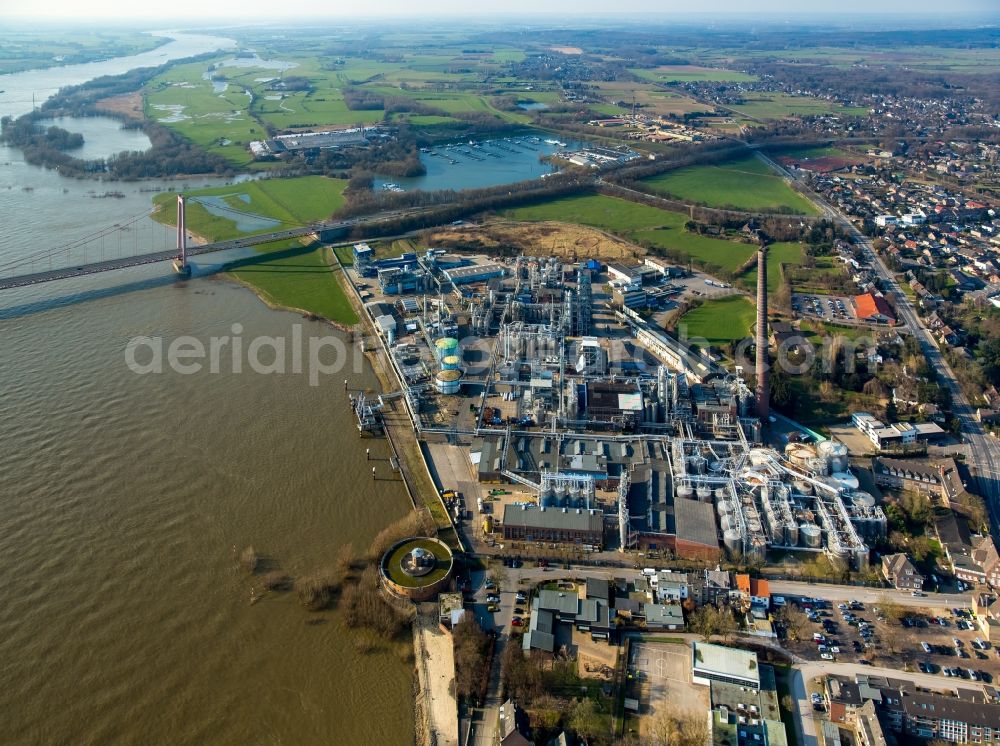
[[0, 29, 166, 74], [152, 176, 357, 326]]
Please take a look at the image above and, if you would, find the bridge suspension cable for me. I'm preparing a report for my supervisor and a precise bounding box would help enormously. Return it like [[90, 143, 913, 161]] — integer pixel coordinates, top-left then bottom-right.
[[0, 208, 158, 273]]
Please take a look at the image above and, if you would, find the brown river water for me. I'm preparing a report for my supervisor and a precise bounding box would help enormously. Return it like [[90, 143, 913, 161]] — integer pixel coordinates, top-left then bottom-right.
[[0, 32, 415, 746]]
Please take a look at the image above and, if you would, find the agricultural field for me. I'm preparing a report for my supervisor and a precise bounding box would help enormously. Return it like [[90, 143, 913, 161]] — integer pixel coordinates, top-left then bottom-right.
[[504, 194, 760, 274], [640, 155, 820, 215], [631, 65, 757, 83], [725, 94, 869, 121], [589, 82, 709, 118], [151, 176, 347, 242], [0, 29, 167, 74], [677, 296, 757, 343], [143, 44, 540, 166]]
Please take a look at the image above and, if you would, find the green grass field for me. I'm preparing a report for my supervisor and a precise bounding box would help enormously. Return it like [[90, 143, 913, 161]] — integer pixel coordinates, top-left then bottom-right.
[[151, 176, 347, 242], [150, 176, 355, 324], [677, 295, 756, 343], [228, 241, 359, 326], [741, 242, 806, 292], [641, 155, 819, 215], [505, 194, 761, 274]]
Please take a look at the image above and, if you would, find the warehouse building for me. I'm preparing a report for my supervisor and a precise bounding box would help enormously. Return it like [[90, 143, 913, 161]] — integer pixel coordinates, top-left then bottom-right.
[[501, 504, 604, 547]]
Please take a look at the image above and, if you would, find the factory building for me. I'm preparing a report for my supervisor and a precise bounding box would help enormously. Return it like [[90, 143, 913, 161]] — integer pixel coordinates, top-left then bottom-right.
[[583, 380, 644, 429], [501, 504, 604, 547], [443, 263, 506, 285]]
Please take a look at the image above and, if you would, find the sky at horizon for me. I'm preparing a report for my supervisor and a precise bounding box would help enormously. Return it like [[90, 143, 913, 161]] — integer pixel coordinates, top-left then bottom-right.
[[0, 0, 997, 21]]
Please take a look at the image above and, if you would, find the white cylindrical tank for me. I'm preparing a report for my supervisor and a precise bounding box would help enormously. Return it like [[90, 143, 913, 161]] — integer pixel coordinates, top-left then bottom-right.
[[435, 369, 463, 395], [785, 522, 800, 547], [819, 440, 850, 472], [793, 479, 814, 496], [717, 500, 733, 516], [696, 484, 712, 501], [723, 529, 742, 555], [714, 487, 728, 501], [677, 484, 694, 500], [801, 523, 822, 548]]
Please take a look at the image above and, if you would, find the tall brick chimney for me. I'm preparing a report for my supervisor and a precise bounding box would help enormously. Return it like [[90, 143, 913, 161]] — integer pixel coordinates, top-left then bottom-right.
[[755, 246, 769, 421]]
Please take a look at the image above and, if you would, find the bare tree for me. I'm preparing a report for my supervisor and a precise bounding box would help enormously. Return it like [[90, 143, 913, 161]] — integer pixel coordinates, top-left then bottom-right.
[[648, 705, 710, 746]]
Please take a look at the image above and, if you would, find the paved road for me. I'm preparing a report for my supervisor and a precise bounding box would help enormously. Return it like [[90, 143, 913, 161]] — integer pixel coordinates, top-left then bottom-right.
[[758, 151, 1000, 534]]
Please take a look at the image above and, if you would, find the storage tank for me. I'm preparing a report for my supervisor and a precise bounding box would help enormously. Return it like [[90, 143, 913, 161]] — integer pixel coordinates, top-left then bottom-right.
[[788, 446, 816, 470], [676, 484, 694, 500], [793, 479, 814, 496], [819, 440, 850, 472], [696, 483, 712, 502], [749, 449, 770, 467], [785, 522, 800, 547], [807, 457, 829, 476], [714, 487, 728, 501], [441, 355, 462, 371], [830, 538, 851, 562], [709, 461, 722, 473], [482, 516, 494, 534], [688, 456, 706, 475], [852, 491, 876, 510], [554, 483, 567, 506], [435, 369, 463, 395], [801, 523, 822, 549], [832, 471, 860, 491], [721, 515, 735, 532], [435, 337, 459, 361], [540, 486, 554, 508], [477, 497, 484, 513], [717, 500, 734, 517], [723, 529, 742, 555]]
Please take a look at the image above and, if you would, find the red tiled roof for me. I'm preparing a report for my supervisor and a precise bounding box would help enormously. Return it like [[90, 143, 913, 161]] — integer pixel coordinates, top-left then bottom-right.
[[853, 293, 896, 323]]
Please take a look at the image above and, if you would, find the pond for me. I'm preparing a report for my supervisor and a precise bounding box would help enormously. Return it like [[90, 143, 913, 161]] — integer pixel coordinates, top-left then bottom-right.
[[374, 133, 583, 193], [37, 116, 152, 160]]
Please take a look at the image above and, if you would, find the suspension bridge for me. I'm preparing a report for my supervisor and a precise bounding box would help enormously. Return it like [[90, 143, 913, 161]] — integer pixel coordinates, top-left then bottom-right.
[[0, 195, 419, 292]]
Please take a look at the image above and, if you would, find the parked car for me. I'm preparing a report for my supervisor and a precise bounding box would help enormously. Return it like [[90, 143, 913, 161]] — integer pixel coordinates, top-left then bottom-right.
[[820, 653, 834, 661], [511, 617, 523, 627]]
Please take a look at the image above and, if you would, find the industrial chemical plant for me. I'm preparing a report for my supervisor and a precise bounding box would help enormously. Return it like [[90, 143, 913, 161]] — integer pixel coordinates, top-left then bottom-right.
[[346, 241, 886, 571]]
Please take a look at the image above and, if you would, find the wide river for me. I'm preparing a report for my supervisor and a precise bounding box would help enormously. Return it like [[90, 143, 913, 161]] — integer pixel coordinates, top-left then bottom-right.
[[0, 32, 416, 746]]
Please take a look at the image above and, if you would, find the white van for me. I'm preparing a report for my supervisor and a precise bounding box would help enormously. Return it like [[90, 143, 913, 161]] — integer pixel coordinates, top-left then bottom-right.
[[921, 642, 932, 653]]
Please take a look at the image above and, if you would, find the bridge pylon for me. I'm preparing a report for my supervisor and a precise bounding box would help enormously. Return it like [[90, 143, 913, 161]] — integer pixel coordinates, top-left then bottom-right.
[[173, 194, 191, 277]]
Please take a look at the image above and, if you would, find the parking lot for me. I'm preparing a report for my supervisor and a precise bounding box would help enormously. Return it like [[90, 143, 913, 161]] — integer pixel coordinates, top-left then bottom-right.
[[792, 292, 856, 322], [781, 596, 1000, 684]]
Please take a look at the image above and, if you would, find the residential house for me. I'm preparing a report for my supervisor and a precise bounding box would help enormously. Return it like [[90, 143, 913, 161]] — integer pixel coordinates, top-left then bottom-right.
[[498, 699, 534, 746], [881, 553, 924, 591]]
